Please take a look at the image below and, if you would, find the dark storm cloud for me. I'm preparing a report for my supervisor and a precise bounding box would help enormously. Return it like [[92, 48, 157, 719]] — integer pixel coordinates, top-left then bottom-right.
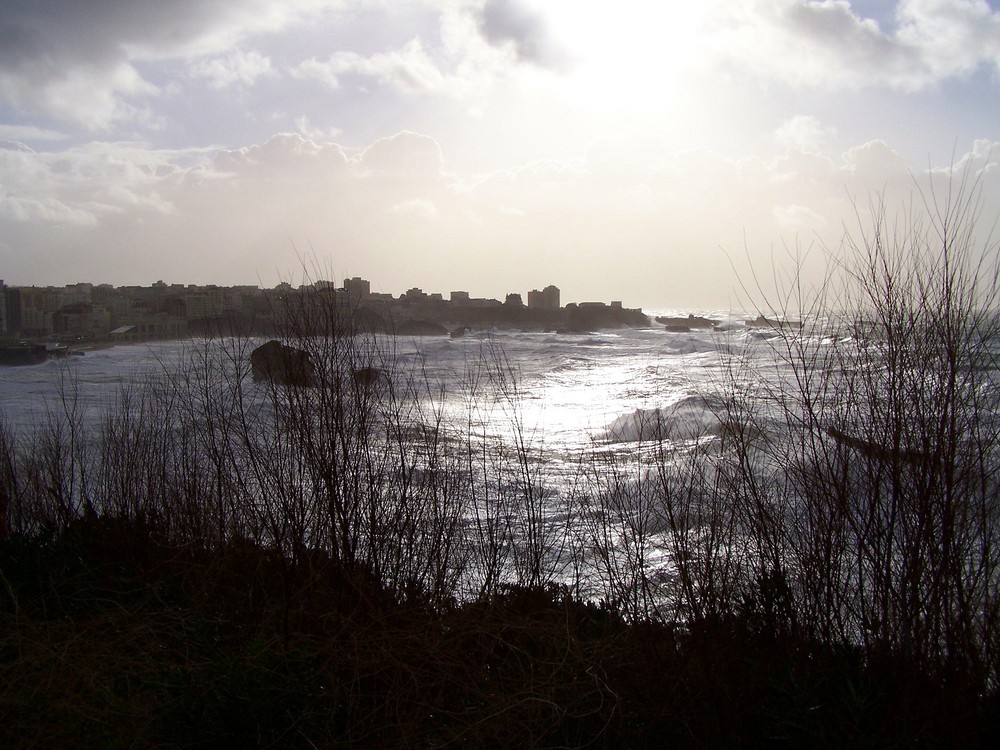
[[475, 0, 568, 69]]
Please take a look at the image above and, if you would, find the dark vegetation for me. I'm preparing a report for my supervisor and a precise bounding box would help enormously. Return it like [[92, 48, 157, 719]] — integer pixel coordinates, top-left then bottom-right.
[[3, 187, 1000, 747]]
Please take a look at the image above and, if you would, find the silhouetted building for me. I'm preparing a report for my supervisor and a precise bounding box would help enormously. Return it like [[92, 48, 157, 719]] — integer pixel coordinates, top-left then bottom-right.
[[62, 283, 93, 305], [121, 312, 187, 340], [53, 303, 110, 338], [5, 287, 55, 337], [505, 293, 524, 307], [344, 277, 370, 303], [527, 285, 560, 310], [465, 298, 501, 308], [450, 291, 470, 304]]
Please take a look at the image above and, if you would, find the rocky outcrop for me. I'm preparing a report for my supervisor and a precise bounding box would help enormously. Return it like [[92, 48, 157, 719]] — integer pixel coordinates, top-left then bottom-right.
[[656, 315, 717, 330], [250, 340, 316, 387]]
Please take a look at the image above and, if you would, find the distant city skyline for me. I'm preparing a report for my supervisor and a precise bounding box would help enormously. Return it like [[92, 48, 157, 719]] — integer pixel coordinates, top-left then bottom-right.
[[1, 275, 649, 343], [2, 2, 999, 309], [0, 277, 576, 307]]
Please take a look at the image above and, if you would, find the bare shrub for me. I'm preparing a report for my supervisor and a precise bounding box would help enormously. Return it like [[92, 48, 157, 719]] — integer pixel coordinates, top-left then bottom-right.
[[694, 168, 1000, 684]]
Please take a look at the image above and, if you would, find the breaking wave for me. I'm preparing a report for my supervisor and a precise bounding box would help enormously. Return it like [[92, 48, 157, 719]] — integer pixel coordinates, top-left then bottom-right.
[[603, 394, 726, 443]]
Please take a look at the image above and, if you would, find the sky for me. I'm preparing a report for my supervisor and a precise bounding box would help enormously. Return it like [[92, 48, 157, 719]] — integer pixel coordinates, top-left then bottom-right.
[[1, 0, 1000, 309]]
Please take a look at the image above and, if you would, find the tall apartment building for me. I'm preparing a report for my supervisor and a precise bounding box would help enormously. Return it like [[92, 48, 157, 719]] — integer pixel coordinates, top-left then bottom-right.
[[4, 287, 55, 337], [344, 277, 371, 304], [527, 285, 560, 310]]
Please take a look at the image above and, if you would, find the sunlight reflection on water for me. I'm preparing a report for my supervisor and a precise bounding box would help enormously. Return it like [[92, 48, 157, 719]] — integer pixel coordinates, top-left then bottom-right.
[[0, 319, 745, 459]]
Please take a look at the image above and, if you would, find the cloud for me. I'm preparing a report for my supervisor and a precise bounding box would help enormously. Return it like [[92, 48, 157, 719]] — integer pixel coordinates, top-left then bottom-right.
[[895, 0, 1000, 80], [358, 130, 445, 176], [0, 1, 529, 133], [212, 132, 350, 177], [474, 0, 568, 69], [291, 57, 343, 89], [842, 139, 910, 183], [293, 39, 451, 93], [0, 140, 35, 154], [775, 115, 837, 152], [774, 203, 827, 230], [929, 138, 1000, 176], [1, 129, 996, 308], [709, 0, 1000, 91], [390, 197, 439, 219], [0, 59, 160, 131], [294, 116, 341, 141], [189, 49, 276, 89], [0, 0, 336, 128], [0, 124, 69, 143], [0, 139, 188, 232], [0, 196, 101, 226]]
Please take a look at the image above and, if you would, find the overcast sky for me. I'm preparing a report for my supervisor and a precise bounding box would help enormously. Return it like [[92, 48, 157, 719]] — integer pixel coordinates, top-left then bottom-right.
[[2, 0, 999, 308]]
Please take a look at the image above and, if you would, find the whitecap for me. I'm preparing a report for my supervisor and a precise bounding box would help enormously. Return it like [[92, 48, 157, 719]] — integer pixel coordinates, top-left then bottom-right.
[[662, 334, 719, 355], [603, 394, 725, 443]]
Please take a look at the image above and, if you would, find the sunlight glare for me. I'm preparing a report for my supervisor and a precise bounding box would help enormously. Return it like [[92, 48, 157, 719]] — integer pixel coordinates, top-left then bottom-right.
[[540, 2, 709, 112]]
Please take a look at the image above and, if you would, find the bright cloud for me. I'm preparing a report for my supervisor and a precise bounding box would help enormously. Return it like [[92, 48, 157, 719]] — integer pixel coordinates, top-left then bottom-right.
[[710, 0, 1000, 90], [294, 39, 450, 93], [775, 115, 838, 152], [0, 125, 69, 142], [0, 0, 338, 128], [390, 197, 439, 219], [189, 49, 276, 89]]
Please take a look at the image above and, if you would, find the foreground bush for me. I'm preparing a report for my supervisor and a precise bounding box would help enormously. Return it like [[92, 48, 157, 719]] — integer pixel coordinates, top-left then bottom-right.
[[1, 513, 996, 748]]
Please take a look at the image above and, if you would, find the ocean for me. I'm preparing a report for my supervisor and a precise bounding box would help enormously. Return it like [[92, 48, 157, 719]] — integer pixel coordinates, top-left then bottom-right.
[[0, 311, 753, 455], [4, 312, 997, 610]]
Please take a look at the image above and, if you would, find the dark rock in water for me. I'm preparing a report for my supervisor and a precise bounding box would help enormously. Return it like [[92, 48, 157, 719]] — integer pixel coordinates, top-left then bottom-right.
[[450, 326, 468, 339], [0, 344, 49, 366], [826, 426, 928, 465], [395, 320, 448, 336], [250, 340, 316, 387], [352, 366, 384, 387], [656, 314, 716, 330], [662, 324, 691, 333], [745, 314, 803, 331]]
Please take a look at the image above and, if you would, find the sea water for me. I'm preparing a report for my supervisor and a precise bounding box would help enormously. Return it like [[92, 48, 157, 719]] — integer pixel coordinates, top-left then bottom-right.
[[0, 313, 751, 462], [4, 314, 998, 601]]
